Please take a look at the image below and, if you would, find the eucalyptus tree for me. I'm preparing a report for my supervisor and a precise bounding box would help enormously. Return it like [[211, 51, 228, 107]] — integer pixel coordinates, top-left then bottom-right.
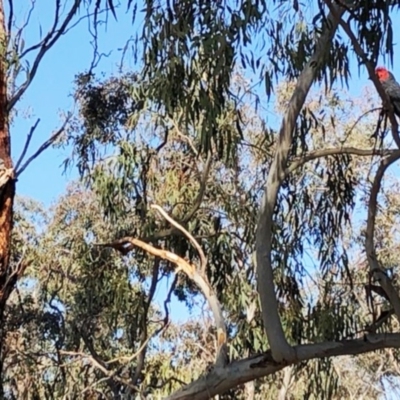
[[79, 0, 400, 398]]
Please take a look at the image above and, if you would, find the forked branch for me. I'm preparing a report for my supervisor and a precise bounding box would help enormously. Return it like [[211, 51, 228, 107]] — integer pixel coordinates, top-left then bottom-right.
[[8, 0, 82, 111]]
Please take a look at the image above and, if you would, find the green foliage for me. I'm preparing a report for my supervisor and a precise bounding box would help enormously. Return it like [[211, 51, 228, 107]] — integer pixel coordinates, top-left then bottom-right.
[[6, 0, 400, 399]]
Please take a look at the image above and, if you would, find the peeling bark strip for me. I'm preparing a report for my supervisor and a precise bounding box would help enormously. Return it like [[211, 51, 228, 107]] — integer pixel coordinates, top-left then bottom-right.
[[255, 3, 347, 363]]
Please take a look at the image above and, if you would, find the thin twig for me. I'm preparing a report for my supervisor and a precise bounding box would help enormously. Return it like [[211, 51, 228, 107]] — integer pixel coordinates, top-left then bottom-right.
[[14, 118, 40, 172], [343, 107, 382, 141], [8, 0, 81, 111], [16, 115, 70, 177]]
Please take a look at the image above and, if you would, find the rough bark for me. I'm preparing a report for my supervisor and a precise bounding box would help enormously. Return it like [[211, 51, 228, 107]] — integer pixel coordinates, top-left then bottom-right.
[[0, 1, 14, 395]]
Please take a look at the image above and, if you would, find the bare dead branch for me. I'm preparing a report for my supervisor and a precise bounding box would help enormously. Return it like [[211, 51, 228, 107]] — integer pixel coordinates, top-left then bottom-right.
[[16, 114, 70, 177], [148, 205, 228, 366], [324, 0, 400, 149], [255, 3, 346, 363], [166, 333, 400, 400], [14, 118, 40, 172], [366, 152, 400, 320]]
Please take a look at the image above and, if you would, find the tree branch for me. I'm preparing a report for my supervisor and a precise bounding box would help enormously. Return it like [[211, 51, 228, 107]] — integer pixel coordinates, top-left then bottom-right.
[[287, 147, 398, 176], [167, 333, 400, 400], [59, 349, 137, 392], [16, 114, 70, 177], [255, 3, 347, 362], [131, 259, 160, 386], [14, 118, 40, 172], [8, 0, 82, 111], [366, 152, 400, 320]]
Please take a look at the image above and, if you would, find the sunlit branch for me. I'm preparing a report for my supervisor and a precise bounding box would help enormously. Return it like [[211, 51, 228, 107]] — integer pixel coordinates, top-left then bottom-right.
[[151, 205, 207, 273], [100, 222, 228, 367], [151, 204, 227, 366]]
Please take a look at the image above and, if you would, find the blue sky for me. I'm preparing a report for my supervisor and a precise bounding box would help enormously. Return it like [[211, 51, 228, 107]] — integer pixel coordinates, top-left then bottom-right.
[[11, 2, 400, 205]]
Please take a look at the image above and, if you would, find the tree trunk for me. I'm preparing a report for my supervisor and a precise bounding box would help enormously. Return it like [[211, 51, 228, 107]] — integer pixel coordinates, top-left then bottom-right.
[[0, 0, 15, 395]]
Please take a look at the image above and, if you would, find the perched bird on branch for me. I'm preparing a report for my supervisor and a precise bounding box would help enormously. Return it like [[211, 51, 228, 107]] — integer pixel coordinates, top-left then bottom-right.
[[375, 66, 400, 118]]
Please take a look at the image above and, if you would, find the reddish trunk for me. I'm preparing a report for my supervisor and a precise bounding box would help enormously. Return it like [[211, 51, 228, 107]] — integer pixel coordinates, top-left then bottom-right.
[[0, 0, 14, 305], [0, 1, 15, 395]]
